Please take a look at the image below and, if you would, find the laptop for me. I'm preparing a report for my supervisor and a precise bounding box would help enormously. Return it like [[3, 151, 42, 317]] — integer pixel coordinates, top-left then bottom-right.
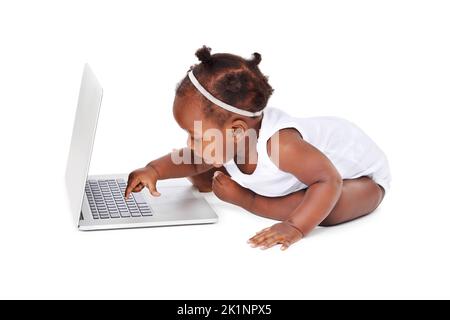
[[65, 64, 218, 231]]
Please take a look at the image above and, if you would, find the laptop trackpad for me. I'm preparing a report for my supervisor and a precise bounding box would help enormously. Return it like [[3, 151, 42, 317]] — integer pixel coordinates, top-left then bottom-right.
[[142, 185, 214, 219], [145, 185, 198, 203]]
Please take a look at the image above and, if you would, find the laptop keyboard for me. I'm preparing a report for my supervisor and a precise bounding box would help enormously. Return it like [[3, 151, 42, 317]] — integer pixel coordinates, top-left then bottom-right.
[[85, 179, 153, 219]]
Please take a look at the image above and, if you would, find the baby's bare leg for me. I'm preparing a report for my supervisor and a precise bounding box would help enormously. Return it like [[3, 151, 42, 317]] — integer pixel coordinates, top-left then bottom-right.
[[198, 171, 384, 227], [242, 176, 384, 226], [320, 176, 384, 226], [243, 189, 306, 220]]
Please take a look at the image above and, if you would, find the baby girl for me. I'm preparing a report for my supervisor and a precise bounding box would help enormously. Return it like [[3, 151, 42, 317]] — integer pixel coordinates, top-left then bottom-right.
[[125, 46, 391, 250]]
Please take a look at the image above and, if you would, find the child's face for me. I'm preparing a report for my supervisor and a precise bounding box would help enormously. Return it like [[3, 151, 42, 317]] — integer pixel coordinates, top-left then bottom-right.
[[173, 93, 235, 167]]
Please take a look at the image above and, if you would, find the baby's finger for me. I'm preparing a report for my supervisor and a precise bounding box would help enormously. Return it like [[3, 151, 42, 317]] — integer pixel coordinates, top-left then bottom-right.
[[256, 227, 271, 235], [280, 240, 292, 251], [146, 182, 161, 197], [261, 241, 278, 250], [132, 183, 145, 193], [248, 231, 270, 244], [260, 236, 283, 250], [125, 175, 140, 198], [249, 231, 276, 247], [248, 232, 265, 245], [212, 171, 226, 184]]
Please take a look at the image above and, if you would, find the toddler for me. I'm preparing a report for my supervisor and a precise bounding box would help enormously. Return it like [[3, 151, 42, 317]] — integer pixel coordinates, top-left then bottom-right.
[[125, 46, 391, 250]]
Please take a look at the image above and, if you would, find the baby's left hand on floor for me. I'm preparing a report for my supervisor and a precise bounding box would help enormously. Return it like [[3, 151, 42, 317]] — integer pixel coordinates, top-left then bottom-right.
[[248, 222, 304, 250]]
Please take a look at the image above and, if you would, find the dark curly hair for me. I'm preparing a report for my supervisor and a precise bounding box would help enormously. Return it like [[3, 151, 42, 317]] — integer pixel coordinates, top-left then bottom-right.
[[176, 46, 274, 123]]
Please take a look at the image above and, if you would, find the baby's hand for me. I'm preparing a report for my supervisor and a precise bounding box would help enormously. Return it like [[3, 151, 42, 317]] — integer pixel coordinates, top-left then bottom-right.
[[125, 165, 161, 199], [212, 171, 247, 206], [248, 222, 304, 250]]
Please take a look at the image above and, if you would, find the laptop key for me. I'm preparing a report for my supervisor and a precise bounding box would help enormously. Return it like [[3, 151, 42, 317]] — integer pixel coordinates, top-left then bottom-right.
[[86, 179, 156, 220], [132, 192, 146, 204], [120, 211, 131, 218]]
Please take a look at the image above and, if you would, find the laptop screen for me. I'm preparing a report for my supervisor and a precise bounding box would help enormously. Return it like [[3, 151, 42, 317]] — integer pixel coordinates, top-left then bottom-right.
[[65, 64, 103, 227]]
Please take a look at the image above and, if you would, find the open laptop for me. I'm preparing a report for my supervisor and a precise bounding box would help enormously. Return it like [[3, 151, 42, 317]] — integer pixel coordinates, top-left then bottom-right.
[[65, 64, 218, 231]]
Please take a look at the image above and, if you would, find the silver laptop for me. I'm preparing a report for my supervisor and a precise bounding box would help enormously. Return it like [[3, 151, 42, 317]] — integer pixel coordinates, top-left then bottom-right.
[[65, 64, 218, 231]]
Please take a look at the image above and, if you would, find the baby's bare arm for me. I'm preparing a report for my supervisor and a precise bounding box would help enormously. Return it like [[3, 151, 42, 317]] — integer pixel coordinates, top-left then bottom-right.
[[125, 148, 213, 198], [147, 147, 213, 179], [210, 171, 303, 220], [248, 128, 342, 249], [241, 190, 303, 220], [273, 129, 343, 235]]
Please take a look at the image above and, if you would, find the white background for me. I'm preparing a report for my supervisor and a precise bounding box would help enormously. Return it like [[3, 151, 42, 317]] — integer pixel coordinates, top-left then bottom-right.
[[1, 0, 449, 299]]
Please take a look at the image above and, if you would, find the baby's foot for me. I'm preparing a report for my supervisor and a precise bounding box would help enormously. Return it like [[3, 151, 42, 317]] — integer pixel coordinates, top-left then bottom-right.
[[212, 171, 253, 207]]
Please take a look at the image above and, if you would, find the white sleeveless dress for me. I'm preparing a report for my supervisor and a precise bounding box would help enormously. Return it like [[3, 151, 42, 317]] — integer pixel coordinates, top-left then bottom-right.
[[222, 107, 391, 197]]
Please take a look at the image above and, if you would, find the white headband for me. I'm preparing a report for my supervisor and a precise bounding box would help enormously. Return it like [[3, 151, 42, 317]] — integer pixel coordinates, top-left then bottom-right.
[[187, 70, 264, 117]]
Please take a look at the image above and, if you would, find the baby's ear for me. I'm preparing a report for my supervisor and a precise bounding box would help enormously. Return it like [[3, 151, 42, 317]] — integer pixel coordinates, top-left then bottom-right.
[[232, 119, 249, 129], [231, 120, 249, 139], [233, 128, 244, 136]]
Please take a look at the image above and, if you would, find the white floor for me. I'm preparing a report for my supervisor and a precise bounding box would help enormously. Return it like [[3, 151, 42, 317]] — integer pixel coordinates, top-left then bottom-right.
[[0, 173, 448, 299]]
